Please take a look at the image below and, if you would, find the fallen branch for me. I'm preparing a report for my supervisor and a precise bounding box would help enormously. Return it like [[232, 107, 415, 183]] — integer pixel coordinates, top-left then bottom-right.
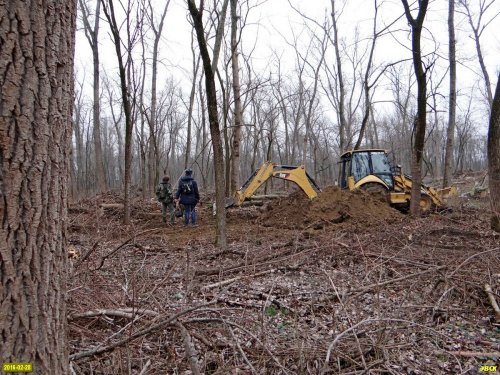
[[201, 269, 275, 291], [322, 318, 374, 372], [484, 283, 500, 322], [68, 308, 158, 321], [195, 242, 334, 277], [69, 300, 217, 361], [184, 317, 287, 372], [177, 322, 201, 375], [100, 203, 124, 210], [434, 350, 500, 358], [94, 228, 164, 270], [195, 248, 295, 276], [447, 247, 500, 278], [364, 252, 440, 268], [138, 359, 151, 375], [349, 266, 446, 299], [73, 240, 100, 270], [224, 320, 257, 374]]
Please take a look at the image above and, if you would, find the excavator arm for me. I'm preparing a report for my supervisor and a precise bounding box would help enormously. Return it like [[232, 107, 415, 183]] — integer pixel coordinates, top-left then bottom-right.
[[228, 161, 321, 207]]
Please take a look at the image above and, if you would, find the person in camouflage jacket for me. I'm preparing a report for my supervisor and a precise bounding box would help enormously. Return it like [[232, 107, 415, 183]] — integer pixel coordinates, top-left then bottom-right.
[[156, 176, 175, 225]]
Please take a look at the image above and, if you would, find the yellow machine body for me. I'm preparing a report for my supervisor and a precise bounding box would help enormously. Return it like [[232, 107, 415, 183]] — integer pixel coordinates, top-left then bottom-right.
[[340, 149, 456, 212], [231, 161, 321, 206]]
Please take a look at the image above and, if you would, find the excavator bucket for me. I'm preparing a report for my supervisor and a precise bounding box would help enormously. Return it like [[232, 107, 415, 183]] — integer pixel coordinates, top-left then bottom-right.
[[436, 186, 458, 200]]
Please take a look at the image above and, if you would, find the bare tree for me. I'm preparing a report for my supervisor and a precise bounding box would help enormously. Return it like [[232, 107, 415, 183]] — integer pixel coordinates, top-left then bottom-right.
[[73, 80, 88, 196], [0, 1, 76, 373], [211, 0, 230, 73], [102, 74, 125, 184], [330, 0, 348, 153], [145, 0, 171, 191], [401, 0, 429, 216], [296, 19, 328, 167], [230, 0, 243, 194], [488, 73, 500, 232], [443, 0, 457, 187], [188, 0, 227, 248], [79, 0, 107, 193], [354, 0, 398, 149], [101, 0, 143, 224], [185, 30, 201, 170], [458, 0, 498, 106]]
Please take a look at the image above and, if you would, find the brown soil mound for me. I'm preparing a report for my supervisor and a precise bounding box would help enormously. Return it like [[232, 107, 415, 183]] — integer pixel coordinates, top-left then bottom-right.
[[259, 185, 403, 229]]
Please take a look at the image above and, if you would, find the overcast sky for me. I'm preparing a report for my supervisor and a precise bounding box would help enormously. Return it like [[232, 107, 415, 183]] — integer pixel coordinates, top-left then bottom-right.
[[75, 0, 500, 129]]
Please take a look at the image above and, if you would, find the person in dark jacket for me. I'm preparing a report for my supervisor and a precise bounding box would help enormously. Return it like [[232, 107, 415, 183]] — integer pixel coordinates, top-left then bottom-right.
[[175, 169, 200, 226]]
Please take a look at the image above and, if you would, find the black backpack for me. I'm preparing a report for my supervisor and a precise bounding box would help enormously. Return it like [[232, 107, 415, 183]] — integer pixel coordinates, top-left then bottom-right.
[[180, 180, 193, 194]]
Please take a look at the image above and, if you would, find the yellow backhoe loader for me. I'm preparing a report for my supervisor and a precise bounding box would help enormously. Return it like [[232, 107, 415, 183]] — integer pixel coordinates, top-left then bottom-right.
[[225, 161, 321, 207], [339, 149, 457, 212]]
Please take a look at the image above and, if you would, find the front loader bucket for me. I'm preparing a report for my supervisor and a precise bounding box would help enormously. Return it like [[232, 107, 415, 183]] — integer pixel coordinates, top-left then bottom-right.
[[224, 197, 236, 208], [436, 186, 458, 200], [212, 197, 238, 217]]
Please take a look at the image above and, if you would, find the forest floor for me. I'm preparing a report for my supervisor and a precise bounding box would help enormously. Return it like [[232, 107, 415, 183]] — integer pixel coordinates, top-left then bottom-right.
[[67, 172, 500, 375]]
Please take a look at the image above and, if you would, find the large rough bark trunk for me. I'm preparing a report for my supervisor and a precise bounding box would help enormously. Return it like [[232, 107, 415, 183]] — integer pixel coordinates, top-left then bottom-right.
[[488, 73, 500, 232], [0, 1, 75, 373], [230, 0, 242, 194], [443, 0, 457, 188], [188, 0, 227, 248], [401, 0, 429, 216]]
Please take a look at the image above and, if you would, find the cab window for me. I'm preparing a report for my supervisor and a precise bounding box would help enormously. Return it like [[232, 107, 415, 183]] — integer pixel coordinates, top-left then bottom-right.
[[371, 152, 392, 174], [352, 152, 371, 182]]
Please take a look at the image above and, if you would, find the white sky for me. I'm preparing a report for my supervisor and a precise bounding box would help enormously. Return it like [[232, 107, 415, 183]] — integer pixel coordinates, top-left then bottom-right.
[[75, 0, 500, 130]]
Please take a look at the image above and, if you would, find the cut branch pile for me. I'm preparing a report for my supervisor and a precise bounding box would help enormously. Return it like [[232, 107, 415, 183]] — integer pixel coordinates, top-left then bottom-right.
[[67, 193, 500, 374]]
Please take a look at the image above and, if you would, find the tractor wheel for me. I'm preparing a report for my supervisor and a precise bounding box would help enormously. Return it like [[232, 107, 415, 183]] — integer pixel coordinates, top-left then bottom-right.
[[419, 194, 433, 213]]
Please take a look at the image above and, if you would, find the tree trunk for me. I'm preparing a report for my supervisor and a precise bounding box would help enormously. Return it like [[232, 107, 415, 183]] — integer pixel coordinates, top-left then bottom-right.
[[0, 1, 75, 373], [73, 89, 86, 196], [148, 0, 170, 192], [443, 0, 456, 188], [91, 1, 106, 193], [79, 0, 106, 193], [185, 32, 201, 170], [354, 0, 379, 150], [188, 0, 227, 248], [488, 73, 500, 232], [401, 0, 429, 216], [210, 0, 229, 73], [230, 0, 243, 194], [330, 0, 348, 153], [101, 0, 135, 224]]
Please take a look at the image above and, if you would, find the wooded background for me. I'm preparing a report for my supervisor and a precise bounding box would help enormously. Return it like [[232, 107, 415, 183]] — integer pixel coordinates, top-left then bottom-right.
[[73, 0, 498, 200]]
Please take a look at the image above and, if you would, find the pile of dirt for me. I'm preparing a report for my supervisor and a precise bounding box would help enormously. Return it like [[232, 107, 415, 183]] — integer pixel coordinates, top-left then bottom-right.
[[259, 185, 403, 229]]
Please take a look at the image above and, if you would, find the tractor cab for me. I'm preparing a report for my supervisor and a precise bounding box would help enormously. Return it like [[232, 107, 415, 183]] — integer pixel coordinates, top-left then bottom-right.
[[339, 149, 395, 191], [339, 148, 457, 213]]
